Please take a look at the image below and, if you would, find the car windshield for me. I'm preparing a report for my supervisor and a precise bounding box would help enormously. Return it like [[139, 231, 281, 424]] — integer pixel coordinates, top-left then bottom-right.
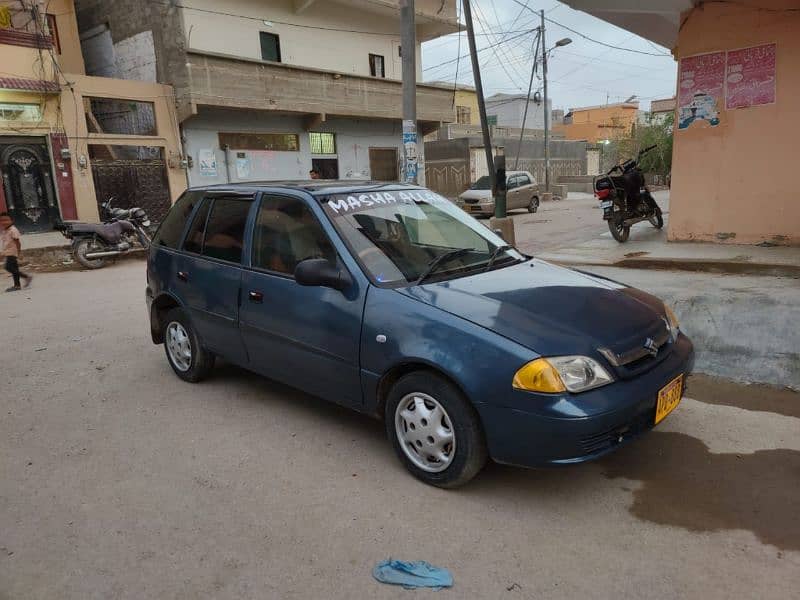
[[323, 189, 525, 286], [470, 176, 491, 190]]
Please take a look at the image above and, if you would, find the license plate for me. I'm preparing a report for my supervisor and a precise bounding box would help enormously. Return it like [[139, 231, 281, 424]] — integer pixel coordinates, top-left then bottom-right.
[[600, 201, 613, 209], [655, 374, 683, 424]]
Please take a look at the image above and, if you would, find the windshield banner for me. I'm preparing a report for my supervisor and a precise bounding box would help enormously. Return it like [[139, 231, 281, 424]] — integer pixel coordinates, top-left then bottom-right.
[[324, 189, 446, 217]]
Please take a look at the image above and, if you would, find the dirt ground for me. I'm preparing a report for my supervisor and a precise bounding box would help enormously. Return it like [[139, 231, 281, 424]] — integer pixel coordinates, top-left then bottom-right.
[[1, 252, 798, 599]]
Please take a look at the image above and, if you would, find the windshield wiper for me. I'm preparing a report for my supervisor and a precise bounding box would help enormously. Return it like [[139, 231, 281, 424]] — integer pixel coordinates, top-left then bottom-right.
[[484, 244, 515, 272], [415, 248, 473, 286]]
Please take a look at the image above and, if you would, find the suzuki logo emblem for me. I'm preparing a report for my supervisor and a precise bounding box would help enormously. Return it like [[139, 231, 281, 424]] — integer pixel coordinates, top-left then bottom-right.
[[643, 337, 659, 357]]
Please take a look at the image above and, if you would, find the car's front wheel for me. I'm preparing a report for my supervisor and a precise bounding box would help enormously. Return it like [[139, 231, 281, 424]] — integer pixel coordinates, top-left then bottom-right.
[[162, 307, 215, 382], [386, 372, 487, 488], [527, 195, 540, 213]]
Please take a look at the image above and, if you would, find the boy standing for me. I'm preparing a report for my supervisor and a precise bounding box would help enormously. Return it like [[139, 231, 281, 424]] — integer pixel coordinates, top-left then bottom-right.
[[0, 212, 32, 292]]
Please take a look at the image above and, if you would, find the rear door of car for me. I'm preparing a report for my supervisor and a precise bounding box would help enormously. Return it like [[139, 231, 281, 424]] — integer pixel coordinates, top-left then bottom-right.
[[239, 192, 367, 409], [174, 191, 255, 364]]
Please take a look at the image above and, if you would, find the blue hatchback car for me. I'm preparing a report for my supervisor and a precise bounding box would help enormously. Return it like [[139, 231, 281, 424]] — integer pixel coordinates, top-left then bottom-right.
[[146, 182, 694, 487]]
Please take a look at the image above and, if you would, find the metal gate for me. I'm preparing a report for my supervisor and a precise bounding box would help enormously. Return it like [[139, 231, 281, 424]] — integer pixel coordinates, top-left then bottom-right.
[[90, 158, 172, 223]]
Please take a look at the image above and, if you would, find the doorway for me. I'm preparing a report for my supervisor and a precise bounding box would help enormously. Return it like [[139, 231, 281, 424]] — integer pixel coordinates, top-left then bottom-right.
[[369, 147, 399, 181], [0, 138, 59, 232]]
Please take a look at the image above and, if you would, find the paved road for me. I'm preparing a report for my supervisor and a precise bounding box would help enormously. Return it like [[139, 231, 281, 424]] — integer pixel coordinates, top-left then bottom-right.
[[2, 253, 797, 599], [501, 190, 670, 256]]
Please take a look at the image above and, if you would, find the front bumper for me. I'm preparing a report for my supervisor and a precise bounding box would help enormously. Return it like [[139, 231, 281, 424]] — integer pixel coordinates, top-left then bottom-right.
[[460, 200, 495, 215], [475, 334, 695, 468]]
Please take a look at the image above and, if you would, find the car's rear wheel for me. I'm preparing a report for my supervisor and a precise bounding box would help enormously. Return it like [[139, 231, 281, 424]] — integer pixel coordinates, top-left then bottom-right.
[[162, 307, 214, 382], [386, 372, 487, 488], [527, 196, 540, 213]]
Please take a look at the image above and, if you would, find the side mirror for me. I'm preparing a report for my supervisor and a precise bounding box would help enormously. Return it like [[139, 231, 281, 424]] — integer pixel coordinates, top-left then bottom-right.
[[294, 258, 352, 291]]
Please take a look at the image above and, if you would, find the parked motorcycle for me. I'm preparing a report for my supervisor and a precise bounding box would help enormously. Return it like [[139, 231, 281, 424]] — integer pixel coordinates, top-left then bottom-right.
[[55, 197, 153, 269], [594, 145, 663, 243]]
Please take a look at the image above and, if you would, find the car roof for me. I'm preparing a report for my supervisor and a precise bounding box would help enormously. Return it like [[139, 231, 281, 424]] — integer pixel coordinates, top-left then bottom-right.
[[186, 180, 428, 199]]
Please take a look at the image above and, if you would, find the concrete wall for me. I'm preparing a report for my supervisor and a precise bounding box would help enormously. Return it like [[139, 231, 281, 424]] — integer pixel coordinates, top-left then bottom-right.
[[556, 103, 639, 142], [454, 88, 480, 124], [182, 108, 408, 185], [180, 0, 422, 80], [669, 0, 800, 245], [486, 97, 549, 130], [424, 137, 587, 197], [76, 0, 192, 116]]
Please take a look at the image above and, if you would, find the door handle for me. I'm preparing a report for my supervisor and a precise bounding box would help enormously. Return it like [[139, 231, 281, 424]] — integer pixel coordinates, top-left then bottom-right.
[[177, 271, 189, 282], [248, 291, 264, 303]]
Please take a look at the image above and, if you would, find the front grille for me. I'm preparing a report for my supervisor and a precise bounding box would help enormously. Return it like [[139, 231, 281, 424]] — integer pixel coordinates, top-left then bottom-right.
[[463, 198, 479, 204], [579, 409, 655, 455], [599, 320, 674, 379]]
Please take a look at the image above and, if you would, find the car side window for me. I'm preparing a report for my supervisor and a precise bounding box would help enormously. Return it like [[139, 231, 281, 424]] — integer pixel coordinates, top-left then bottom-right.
[[182, 198, 211, 254], [201, 198, 252, 263], [251, 195, 336, 276], [507, 176, 519, 189], [518, 175, 530, 186], [153, 191, 202, 248]]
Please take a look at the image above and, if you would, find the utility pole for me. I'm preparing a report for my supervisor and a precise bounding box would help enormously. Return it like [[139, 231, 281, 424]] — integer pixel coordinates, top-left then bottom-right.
[[463, 0, 496, 201], [400, 0, 421, 185], [540, 9, 550, 193]]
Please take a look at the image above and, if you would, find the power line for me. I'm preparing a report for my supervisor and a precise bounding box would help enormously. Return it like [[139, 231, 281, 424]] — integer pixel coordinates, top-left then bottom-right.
[[423, 28, 536, 71], [506, 0, 671, 57]]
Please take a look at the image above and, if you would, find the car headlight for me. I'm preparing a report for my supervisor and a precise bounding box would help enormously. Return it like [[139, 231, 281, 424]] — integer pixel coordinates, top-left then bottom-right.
[[513, 356, 614, 394], [664, 304, 680, 339]]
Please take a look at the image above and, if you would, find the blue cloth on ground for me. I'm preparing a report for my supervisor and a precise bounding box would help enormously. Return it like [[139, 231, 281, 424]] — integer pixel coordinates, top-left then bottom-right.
[[372, 559, 453, 590]]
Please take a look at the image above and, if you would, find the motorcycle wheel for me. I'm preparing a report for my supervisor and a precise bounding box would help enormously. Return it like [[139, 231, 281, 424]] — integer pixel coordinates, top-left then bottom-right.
[[73, 238, 107, 270], [608, 210, 630, 243], [649, 207, 664, 229]]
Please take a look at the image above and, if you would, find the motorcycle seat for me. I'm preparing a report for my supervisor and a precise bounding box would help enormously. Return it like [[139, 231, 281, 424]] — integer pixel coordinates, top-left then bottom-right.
[[68, 221, 133, 243]]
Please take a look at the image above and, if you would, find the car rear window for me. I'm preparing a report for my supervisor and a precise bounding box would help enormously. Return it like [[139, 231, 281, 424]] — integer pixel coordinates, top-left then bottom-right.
[[152, 191, 203, 249]]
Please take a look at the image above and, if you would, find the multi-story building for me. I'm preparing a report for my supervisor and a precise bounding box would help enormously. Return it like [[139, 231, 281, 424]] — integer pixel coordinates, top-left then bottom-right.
[[555, 101, 640, 143], [0, 0, 183, 232], [485, 93, 550, 131], [75, 0, 458, 185]]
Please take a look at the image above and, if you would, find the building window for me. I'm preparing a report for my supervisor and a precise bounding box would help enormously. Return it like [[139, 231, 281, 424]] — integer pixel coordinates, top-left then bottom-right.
[[369, 53, 385, 78], [310, 132, 336, 155], [456, 105, 471, 124], [46, 14, 60, 53], [0, 102, 42, 121], [218, 132, 299, 152], [260, 32, 281, 62], [487, 115, 498, 126], [86, 98, 157, 136]]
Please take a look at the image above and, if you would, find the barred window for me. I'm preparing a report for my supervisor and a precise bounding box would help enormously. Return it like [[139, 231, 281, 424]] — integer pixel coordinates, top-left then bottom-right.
[[310, 132, 336, 155]]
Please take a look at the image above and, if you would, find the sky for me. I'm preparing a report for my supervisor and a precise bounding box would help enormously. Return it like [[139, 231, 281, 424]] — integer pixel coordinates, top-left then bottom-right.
[[421, 0, 678, 112]]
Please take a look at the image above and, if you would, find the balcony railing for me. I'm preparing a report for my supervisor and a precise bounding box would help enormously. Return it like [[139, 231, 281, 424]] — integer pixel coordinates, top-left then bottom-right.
[[184, 51, 455, 127]]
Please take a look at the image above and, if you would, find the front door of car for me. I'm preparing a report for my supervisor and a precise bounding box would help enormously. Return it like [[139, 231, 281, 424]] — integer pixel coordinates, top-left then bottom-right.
[[175, 193, 252, 365], [506, 175, 522, 209], [239, 194, 365, 409]]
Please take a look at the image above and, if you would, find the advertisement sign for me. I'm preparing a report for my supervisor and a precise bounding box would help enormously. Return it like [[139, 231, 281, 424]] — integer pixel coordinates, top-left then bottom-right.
[[402, 119, 418, 184], [198, 149, 218, 177], [677, 51, 725, 130], [725, 43, 776, 110]]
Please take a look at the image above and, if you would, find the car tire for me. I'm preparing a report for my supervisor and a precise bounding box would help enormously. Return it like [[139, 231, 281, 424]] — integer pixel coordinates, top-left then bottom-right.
[[527, 196, 540, 213], [162, 307, 215, 382], [385, 371, 487, 488]]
